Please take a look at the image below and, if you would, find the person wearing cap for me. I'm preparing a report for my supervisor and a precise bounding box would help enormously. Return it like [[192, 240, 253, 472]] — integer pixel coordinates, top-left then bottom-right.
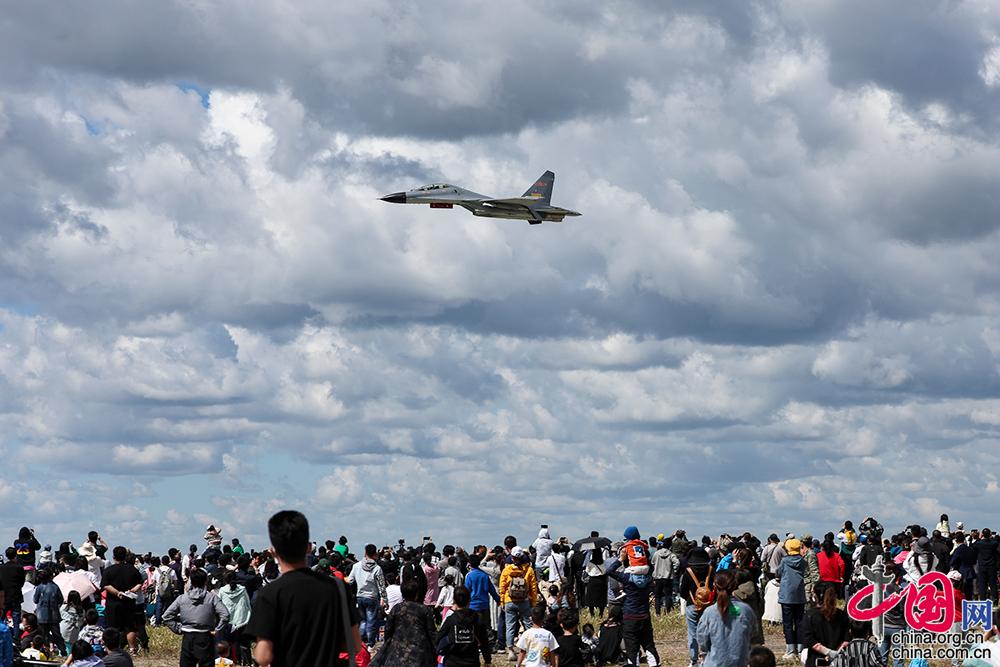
[[498, 546, 537, 660], [776, 539, 806, 660], [799, 535, 820, 611]]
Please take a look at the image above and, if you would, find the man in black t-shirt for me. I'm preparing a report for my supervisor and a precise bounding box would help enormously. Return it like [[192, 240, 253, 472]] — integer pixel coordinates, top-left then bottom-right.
[[245, 510, 361, 667], [0, 547, 26, 632], [101, 545, 144, 653]]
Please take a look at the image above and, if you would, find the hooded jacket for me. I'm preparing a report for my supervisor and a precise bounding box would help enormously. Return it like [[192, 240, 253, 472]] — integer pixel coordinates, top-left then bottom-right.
[[652, 547, 680, 580], [349, 558, 387, 602], [532, 528, 553, 568], [776, 555, 806, 604], [605, 558, 651, 620], [162, 587, 230, 634], [218, 583, 252, 630]]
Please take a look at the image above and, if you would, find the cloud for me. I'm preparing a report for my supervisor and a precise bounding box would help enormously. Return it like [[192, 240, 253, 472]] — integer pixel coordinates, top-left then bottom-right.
[[2, 0, 1000, 550]]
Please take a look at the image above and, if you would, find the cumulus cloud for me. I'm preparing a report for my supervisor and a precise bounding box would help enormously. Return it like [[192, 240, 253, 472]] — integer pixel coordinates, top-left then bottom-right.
[[2, 0, 999, 550]]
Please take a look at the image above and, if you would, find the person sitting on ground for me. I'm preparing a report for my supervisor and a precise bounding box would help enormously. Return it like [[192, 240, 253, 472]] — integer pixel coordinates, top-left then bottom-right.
[[79, 609, 105, 656], [800, 583, 850, 667], [100, 628, 134, 667], [21, 634, 48, 661], [64, 639, 105, 667], [749, 646, 776, 667], [834, 620, 884, 667], [214, 641, 234, 667]]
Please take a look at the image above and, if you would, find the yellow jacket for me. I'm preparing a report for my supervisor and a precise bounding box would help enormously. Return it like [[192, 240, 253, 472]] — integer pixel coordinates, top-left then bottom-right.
[[499, 562, 537, 606]]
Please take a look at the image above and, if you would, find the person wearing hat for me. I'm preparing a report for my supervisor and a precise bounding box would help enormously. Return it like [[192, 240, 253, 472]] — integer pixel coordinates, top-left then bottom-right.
[[799, 535, 820, 610], [498, 546, 537, 661], [903, 537, 938, 585], [776, 539, 806, 660]]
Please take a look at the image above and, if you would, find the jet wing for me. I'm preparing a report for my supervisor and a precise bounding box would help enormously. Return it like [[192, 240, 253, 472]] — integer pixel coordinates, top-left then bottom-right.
[[480, 197, 545, 209]]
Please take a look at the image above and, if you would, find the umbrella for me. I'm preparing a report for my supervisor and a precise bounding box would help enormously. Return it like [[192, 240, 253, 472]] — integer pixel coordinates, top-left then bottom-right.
[[20, 581, 35, 614], [54, 570, 98, 600], [572, 535, 612, 552]]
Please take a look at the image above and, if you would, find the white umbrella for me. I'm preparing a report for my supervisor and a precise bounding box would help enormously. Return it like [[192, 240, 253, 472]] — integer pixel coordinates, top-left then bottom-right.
[[54, 570, 98, 600], [20, 581, 36, 614]]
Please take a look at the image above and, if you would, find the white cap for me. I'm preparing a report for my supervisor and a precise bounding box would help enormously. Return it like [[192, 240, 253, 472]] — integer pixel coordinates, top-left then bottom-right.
[[511, 546, 526, 558]]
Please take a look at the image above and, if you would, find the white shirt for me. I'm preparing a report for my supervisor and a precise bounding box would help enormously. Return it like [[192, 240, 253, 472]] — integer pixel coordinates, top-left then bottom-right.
[[436, 585, 454, 608], [386, 584, 403, 611], [516, 627, 559, 667], [545, 553, 567, 582]]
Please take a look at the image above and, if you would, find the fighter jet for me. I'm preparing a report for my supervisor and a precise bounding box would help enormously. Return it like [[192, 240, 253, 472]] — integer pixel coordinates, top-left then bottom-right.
[[380, 170, 581, 224]]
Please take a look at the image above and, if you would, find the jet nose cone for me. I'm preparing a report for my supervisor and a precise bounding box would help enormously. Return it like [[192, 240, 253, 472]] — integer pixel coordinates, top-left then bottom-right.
[[380, 192, 407, 204]]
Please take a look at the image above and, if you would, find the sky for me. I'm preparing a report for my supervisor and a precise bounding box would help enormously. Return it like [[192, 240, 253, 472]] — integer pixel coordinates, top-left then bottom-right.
[[3, 0, 1000, 553]]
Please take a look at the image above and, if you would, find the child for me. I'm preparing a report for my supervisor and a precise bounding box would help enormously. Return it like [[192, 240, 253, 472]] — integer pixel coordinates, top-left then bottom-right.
[[61, 590, 86, 654], [581, 623, 598, 660], [215, 640, 234, 666], [545, 584, 567, 612], [79, 609, 105, 656], [516, 603, 559, 667], [102, 628, 134, 667], [621, 526, 651, 577], [20, 612, 39, 649], [749, 646, 776, 667], [437, 574, 456, 621], [556, 608, 585, 667], [836, 620, 883, 667], [21, 635, 48, 661]]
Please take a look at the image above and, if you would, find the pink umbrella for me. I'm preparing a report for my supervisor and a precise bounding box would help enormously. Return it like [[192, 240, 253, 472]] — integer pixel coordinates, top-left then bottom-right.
[[54, 570, 98, 600]]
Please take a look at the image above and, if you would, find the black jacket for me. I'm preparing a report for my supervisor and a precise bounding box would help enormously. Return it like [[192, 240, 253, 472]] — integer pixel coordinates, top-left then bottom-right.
[[436, 608, 490, 667]]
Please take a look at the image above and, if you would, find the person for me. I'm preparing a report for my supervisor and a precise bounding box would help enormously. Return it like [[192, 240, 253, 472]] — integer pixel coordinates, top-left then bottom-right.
[[154, 555, 179, 627], [217, 573, 251, 666], [800, 583, 850, 667], [761, 535, 784, 583], [516, 604, 559, 667], [838, 620, 884, 667], [500, 547, 539, 661], [555, 609, 584, 667], [0, 613, 10, 667], [334, 537, 349, 558], [33, 567, 66, 656], [373, 579, 437, 667], [594, 606, 622, 667], [695, 570, 756, 667], [950, 532, 977, 599], [937, 514, 951, 539], [79, 609, 105, 656], [749, 646, 776, 667], [14, 527, 41, 571], [245, 511, 362, 667], [101, 629, 135, 667], [61, 590, 87, 651], [385, 572, 404, 612], [580, 623, 597, 658], [817, 534, 844, 597], [799, 535, 820, 610], [231, 539, 244, 557], [605, 547, 659, 667], [776, 539, 806, 660], [974, 528, 1000, 603], [533, 529, 554, 580], [903, 536, 938, 585], [436, 585, 491, 667], [348, 544, 388, 649], [680, 545, 713, 667], [421, 551, 440, 609], [651, 540, 680, 615], [21, 635, 47, 661], [582, 534, 609, 616], [464, 553, 500, 637], [437, 574, 456, 619], [162, 568, 231, 667], [215, 641, 234, 667], [0, 547, 26, 637], [65, 639, 104, 667], [100, 546, 144, 654]]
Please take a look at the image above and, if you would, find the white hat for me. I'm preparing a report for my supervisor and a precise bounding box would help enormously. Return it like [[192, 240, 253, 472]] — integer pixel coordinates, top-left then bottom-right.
[[947, 570, 963, 582], [511, 546, 525, 558]]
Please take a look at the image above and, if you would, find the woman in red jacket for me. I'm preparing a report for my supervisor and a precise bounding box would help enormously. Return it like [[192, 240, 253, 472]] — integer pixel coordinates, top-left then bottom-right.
[[816, 533, 845, 598]]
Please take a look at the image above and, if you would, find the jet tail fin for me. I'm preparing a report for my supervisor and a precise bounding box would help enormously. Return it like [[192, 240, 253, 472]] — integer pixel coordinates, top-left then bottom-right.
[[522, 170, 554, 203]]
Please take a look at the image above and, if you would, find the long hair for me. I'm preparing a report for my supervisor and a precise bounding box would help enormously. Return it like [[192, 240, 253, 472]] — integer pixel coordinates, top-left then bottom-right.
[[818, 583, 838, 621], [822, 532, 836, 558], [714, 570, 737, 622]]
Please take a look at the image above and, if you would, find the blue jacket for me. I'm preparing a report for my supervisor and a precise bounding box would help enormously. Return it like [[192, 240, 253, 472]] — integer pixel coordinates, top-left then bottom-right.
[[605, 558, 651, 620], [0, 620, 11, 667], [464, 567, 499, 612], [697, 599, 757, 667], [33, 581, 64, 624], [777, 555, 806, 604]]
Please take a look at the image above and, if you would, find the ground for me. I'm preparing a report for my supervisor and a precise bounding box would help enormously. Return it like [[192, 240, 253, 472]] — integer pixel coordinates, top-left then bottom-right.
[[135, 611, 791, 666]]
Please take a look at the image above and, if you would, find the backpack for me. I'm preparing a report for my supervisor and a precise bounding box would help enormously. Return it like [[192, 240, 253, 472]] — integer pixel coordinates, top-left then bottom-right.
[[156, 567, 173, 598], [508, 569, 529, 602], [687, 566, 715, 612]]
